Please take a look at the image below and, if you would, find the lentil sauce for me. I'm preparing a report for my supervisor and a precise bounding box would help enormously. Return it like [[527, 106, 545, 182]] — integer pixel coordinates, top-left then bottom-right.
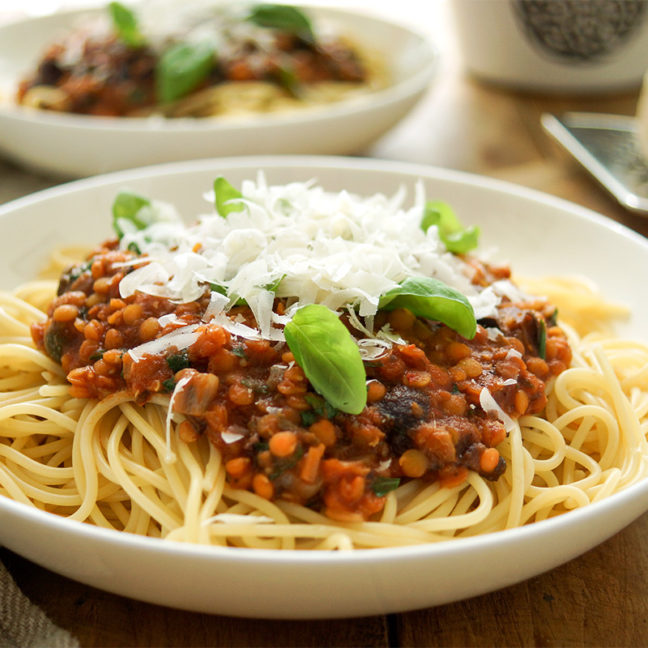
[[17, 27, 367, 117], [32, 240, 572, 521]]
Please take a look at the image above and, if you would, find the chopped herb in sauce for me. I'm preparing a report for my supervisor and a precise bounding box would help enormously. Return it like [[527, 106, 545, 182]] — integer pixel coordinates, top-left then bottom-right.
[[166, 350, 190, 373]]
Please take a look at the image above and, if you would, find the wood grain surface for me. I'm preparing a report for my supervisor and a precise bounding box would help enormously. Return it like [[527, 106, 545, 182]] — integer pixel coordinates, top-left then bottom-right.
[[1, 1, 648, 646]]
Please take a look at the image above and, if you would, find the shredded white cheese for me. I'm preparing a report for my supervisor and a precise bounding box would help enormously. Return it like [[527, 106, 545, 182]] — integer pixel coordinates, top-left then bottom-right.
[[127, 324, 201, 362], [119, 174, 501, 340]]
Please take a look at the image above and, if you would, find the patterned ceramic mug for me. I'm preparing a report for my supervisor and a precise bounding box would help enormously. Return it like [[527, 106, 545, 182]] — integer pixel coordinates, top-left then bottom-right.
[[449, 0, 648, 93]]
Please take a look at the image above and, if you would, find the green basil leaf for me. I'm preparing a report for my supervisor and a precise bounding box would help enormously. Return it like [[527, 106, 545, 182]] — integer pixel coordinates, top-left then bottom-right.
[[379, 276, 476, 340], [284, 304, 366, 415], [108, 2, 145, 47], [548, 307, 558, 328], [442, 227, 480, 254], [371, 476, 400, 497], [208, 282, 228, 296], [112, 191, 151, 238], [264, 274, 285, 292], [156, 41, 214, 104], [422, 200, 480, 254], [213, 177, 244, 217], [537, 317, 547, 360], [247, 4, 315, 43], [421, 200, 460, 234]]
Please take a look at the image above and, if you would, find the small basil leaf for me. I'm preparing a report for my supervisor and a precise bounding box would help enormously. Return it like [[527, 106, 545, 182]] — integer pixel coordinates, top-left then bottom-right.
[[421, 200, 460, 234], [108, 2, 145, 48], [209, 282, 228, 296], [247, 4, 315, 43], [537, 317, 547, 360], [156, 41, 214, 104], [548, 308, 558, 328], [371, 476, 400, 497], [422, 200, 480, 254], [284, 304, 366, 415], [442, 227, 480, 254], [112, 191, 151, 238], [379, 276, 476, 340], [214, 177, 244, 217], [264, 274, 285, 292]]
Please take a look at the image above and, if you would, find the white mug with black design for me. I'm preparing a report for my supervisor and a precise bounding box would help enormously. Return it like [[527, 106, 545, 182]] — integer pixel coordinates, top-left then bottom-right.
[[450, 0, 648, 94]]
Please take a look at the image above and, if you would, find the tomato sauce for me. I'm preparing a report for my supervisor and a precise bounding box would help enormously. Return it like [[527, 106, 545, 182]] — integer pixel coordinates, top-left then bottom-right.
[[17, 29, 367, 117]]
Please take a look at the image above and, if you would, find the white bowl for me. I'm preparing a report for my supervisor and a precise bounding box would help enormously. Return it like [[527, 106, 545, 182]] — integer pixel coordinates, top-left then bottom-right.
[[0, 7, 436, 178], [1, 156, 647, 619]]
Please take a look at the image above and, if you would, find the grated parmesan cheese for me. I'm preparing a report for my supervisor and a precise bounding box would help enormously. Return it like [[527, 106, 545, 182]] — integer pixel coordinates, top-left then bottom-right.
[[119, 175, 502, 339]]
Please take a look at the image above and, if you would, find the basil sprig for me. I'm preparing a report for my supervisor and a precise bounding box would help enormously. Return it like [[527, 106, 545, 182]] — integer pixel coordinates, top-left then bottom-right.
[[108, 2, 145, 48], [214, 177, 245, 217], [112, 191, 152, 238], [156, 41, 215, 104], [421, 201, 480, 254], [247, 4, 315, 44], [284, 304, 366, 415], [379, 276, 477, 340]]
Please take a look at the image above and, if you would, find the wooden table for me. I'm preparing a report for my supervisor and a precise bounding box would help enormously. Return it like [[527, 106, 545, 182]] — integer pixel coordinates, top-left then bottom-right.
[[2, 2, 648, 646]]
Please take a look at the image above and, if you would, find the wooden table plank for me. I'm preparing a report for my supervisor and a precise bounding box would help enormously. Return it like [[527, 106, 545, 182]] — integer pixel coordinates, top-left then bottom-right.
[[394, 512, 648, 647]]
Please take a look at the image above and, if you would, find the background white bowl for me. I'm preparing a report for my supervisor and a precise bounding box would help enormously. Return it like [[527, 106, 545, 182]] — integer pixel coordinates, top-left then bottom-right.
[[0, 6, 436, 178], [0, 156, 647, 619]]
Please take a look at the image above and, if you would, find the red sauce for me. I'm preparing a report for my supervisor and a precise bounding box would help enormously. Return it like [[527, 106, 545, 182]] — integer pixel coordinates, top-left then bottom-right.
[[32, 241, 572, 521], [17, 28, 367, 117]]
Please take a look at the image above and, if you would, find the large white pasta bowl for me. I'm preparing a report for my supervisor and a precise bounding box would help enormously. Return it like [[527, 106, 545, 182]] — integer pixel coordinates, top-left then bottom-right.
[[0, 156, 647, 618]]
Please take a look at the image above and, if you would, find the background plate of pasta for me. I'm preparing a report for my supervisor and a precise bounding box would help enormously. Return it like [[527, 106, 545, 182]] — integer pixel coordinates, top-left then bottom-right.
[[0, 1, 435, 178], [0, 156, 647, 619]]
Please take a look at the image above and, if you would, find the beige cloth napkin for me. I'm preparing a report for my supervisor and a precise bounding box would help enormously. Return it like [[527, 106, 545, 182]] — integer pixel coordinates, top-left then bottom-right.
[[0, 560, 79, 648]]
